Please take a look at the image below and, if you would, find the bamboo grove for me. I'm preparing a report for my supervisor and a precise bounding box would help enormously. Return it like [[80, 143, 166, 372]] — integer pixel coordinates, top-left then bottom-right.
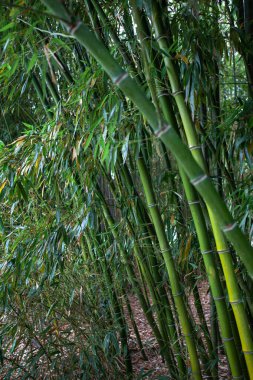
[[0, 1, 253, 379]]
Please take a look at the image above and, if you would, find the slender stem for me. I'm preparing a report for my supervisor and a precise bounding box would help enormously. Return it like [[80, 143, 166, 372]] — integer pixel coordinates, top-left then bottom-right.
[[137, 156, 202, 379]]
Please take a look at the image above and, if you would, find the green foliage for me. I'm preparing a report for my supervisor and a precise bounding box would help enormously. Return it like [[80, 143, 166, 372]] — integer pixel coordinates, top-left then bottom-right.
[[0, 0, 253, 379]]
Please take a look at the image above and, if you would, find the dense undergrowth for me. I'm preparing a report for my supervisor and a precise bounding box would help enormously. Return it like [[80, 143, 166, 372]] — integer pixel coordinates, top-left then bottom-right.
[[0, 1, 253, 379]]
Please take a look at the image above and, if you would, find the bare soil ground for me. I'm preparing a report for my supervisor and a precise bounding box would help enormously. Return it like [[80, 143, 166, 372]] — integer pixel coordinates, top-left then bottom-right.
[[0, 281, 232, 379], [127, 281, 231, 379]]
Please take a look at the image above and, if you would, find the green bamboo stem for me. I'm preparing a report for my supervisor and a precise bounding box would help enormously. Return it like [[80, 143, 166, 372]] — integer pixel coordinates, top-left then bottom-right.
[[136, 157, 202, 379], [125, 215, 185, 375], [197, 124, 236, 192], [192, 282, 213, 357], [237, 275, 253, 317], [115, 162, 161, 274], [130, 2, 185, 235], [159, 61, 248, 374], [210, 294, 219, 379], [137, 260, 151, 310], [115, 163, 181, 315], [150, 0, 205, 168], [180, 169, 243, 377], [123, 290, 148, 361], [84, 0, 106, 42], [209, 215, 253, 378], [41, 0, 253, 278], [49, 49, 74, 85], [97, 187, 173, 371], [117, 155, 158, 247], [129, 2, 162, 120], [46, 73, 60, 104], [113, 160, 182, 334], [127, 223, 171, 339], [89, 0, 135, 74]]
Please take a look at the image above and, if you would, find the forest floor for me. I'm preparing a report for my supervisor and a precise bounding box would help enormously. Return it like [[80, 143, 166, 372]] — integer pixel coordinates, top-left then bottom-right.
[[1, 281, 232, 379], [127, 281, 231, 379]]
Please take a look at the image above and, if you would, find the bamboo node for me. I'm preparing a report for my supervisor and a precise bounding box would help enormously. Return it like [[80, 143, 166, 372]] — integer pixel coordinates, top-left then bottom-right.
[[213, 295, 225, 301], [157, 92, 170, 98], [189, 145, 202, 151], [201, 249, 214, 255], [217, 249, 230, 254], [229, 299, 243, 305], [154, 123, 172, 138], [147, 203, 157, 208], [157, 35, 168, 41], [172, 90, 184, 97], [141, 36, 150, 42], [222, 336, 234, 342], [160, 248, 171, 255], [232, 376, 244, 379], [69, 20, 82, 35], [222, 222, 237, 232], [243, 350, 253, 355], [113, 72, 129, 86], [191, 174, 208, 186], [188, 200, 200, 205]]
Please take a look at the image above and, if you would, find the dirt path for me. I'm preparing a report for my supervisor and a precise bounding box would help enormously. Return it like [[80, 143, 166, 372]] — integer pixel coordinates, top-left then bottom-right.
[[127, 281, 231, 379]]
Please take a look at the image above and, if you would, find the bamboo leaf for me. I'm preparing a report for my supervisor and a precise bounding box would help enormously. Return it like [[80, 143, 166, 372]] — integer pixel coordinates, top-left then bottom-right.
[[27, 52, 38, 73], [0, 22, 15, 32]]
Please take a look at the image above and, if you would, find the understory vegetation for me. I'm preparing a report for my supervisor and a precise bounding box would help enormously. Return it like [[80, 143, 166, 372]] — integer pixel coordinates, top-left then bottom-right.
[[0, 1, 253, 379]]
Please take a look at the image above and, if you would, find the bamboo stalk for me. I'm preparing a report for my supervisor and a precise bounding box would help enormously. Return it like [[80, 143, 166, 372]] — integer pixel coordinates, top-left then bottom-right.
[[97, 186, 174, 371], [180, 170, 243, 377], [123, 290, 148, 361], [209, 214, 253, 377], [136, 156, 202, 379], [89, 0, 135, 73]]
